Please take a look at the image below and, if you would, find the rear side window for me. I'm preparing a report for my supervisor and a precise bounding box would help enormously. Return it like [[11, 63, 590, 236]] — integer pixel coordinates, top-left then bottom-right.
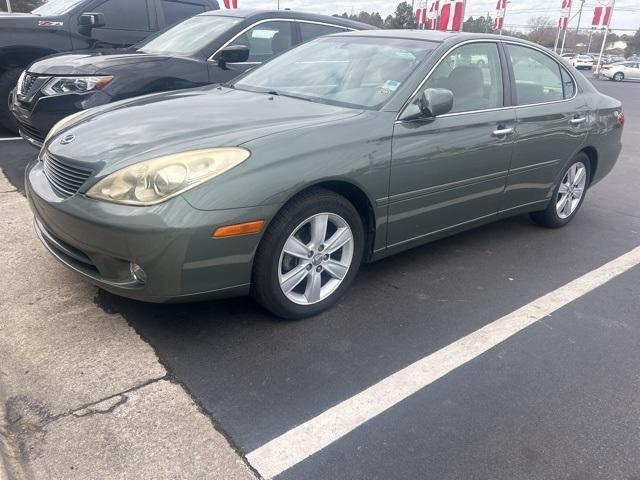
[[299, 22, 346, 43], [561, 68, 575, 99], [161, 0, 206, 27], [91, 0, 150, 31], [424, 42, 503, 114], [507, 44, 564, 105], [229, 21, 293, 63]]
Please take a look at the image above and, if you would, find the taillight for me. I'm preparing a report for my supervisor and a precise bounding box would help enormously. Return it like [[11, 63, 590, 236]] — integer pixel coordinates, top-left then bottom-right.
[[617, 111, 624, 126]]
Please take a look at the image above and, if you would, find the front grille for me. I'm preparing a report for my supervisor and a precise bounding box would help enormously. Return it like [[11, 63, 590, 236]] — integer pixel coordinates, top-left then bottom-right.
[[19, 73, 37, 96], [18, 121, 45, 143], [16, 73, 50, 103], [42, 152, 93, 197]]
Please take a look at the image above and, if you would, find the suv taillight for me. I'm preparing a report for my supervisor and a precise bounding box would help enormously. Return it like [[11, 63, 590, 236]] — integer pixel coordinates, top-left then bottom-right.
[[617, 111, 625, 126]]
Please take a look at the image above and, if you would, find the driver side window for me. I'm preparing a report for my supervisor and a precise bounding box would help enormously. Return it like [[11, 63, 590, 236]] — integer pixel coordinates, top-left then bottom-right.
[[229, 21, 293, 63], [422, 42, 503, 114]]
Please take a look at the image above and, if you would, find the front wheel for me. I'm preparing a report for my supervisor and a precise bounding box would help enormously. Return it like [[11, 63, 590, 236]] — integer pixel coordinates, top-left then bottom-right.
[[613, 72, 624, 82], [530, 153, 590, 228], [252, 188, 364, 319], [0, 68, 22, 134]]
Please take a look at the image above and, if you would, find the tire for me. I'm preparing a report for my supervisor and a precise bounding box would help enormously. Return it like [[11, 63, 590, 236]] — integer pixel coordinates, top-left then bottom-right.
[[252, 188, 365, 319], [530, 152, 591, 229], [0, 68, 22, 134], [613, 72, 624, 82]]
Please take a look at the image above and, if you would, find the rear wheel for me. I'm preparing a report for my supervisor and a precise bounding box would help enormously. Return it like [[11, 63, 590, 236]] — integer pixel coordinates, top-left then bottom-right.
[[252, 188, 365, 319], [0, 68, 21, 134], [613, 72, 624, 82], [530, 153, 590, 228]]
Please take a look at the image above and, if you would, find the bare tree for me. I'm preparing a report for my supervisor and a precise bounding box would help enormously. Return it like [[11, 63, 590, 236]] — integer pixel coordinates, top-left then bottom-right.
[[527, 16, 556, 47]]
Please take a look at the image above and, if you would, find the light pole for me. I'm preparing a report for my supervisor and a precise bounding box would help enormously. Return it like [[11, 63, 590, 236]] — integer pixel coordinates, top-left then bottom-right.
[[6, 0, 12, 13], [560, 0, 573, 55], [499, 1, 509, 36], [574, 0, 585, 51], [595, 0, 615, 78]]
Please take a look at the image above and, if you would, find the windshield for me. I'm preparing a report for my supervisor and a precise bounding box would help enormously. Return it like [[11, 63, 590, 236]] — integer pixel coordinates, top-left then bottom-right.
[[137, 15, 242, 56], [32, 0, 86, 15], [234, 36, 436, 109]]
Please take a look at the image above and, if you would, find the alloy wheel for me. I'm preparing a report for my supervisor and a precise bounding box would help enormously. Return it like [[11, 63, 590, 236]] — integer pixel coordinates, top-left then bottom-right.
[[277, 212, 354, 305], [556, 161, 587, 219]]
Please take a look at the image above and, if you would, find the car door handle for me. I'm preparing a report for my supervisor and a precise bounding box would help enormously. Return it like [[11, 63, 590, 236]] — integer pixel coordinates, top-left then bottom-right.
[[570, 117, 587, 125], [492, 127, 513, 137]]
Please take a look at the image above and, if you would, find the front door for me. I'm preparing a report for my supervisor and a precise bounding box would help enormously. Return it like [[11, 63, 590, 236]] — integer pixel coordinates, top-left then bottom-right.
[[208, 20, 294, 83], [388, 41, 515, 247], [82, 0, 153, 46]]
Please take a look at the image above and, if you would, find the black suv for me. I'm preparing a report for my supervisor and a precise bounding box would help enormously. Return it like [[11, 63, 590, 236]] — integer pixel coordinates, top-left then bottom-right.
[[0, 0, 220, 133], [10, 9, 374, 147]]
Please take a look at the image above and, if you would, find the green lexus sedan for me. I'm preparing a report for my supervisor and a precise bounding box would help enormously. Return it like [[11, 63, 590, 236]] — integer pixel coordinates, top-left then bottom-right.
[[26, 31, 623, 319]]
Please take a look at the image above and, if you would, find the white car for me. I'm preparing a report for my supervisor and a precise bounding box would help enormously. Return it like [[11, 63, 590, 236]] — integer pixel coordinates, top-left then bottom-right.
[[600, 61, 640, 82], [571, 55, 594, 70]]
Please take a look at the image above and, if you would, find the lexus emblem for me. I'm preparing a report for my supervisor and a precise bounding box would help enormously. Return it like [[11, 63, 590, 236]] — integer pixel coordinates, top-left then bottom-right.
[[60, 134, 76, 145]]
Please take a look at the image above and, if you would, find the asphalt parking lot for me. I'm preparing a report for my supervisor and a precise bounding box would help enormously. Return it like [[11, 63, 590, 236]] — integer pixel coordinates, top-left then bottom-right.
[[1, 78, 639, 479]]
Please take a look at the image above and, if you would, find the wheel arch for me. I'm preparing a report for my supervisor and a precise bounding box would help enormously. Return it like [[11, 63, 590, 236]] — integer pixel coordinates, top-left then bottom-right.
[[0, 46, 59, 71], [580, 146, 598, 185], [276, 179, 378, 261]]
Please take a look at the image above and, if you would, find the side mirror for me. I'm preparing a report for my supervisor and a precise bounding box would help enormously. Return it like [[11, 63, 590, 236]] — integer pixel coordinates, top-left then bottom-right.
[[78, 12, 105, 34], [418, 88, 454, 118], [400, 88, 454, 121], [214, 45, 250, 69]]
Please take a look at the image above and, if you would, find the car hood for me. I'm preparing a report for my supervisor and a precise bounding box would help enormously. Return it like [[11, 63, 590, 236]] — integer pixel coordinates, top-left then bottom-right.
[[47, 85, 363, 173], [28, 51, 173, 75]]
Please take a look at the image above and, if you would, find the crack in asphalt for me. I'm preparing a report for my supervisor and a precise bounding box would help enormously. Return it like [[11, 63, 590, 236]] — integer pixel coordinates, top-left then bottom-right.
[[93, 289, 265, 479]]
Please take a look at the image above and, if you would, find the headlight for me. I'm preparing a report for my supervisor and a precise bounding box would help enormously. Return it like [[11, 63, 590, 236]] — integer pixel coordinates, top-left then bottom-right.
[[86, 148, 251, 206], [41, 76, 113, 96], [44, 110, 86, 145], [15, 70, 26, 93]]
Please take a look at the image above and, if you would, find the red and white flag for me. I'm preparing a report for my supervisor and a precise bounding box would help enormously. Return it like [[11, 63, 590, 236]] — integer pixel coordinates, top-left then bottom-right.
[[558, 0, 571, 31], [438, 0, 464, 31], [427, 0, 440, 29], [592, 4, 612, 28], [493, 0, 506, 31], [414, 7, 427, 25], [223, 0, 237, 8]]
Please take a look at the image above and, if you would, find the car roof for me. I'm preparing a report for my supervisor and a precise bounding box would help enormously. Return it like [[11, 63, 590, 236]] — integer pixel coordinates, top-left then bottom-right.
[[329, 30, 551, 48], [332, 29, 456, 42], [200, 9, 376, 30]]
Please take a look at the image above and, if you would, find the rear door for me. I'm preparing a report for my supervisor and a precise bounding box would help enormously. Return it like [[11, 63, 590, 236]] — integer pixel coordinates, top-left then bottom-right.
[[295, 21, 349, 45], [500, 42, 589, 212], [628, 62, 640, 80]]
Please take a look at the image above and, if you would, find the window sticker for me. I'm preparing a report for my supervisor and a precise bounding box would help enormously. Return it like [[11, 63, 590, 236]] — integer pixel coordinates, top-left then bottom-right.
[[383, 80, 401, 91]]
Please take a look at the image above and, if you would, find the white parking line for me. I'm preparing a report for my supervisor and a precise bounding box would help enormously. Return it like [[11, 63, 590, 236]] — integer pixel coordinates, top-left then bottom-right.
[[247, 245, 640, 479], [0, 137, 22, 142]]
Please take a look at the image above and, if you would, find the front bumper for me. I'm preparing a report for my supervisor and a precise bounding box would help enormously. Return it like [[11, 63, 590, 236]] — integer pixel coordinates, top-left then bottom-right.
[[26, 157, 279, 303], [10, 88, 107, 149]]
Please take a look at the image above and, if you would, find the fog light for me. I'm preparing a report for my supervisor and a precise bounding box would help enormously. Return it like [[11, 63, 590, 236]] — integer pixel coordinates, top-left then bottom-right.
[[130, 262, 147, 284]]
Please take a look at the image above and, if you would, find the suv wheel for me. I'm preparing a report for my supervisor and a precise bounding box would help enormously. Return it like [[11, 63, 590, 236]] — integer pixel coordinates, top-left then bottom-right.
[[0, 68, 22, 134]]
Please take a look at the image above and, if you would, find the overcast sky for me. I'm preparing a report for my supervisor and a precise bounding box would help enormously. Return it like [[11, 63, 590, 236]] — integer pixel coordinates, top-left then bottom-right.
[[241, 0, 640, 32]]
